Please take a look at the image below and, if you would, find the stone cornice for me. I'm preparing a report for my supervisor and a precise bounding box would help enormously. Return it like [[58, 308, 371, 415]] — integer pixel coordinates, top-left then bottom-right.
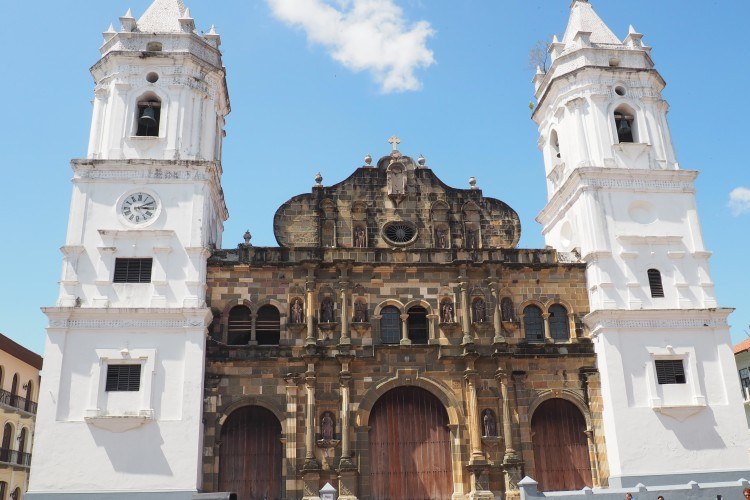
[[41, 307, 213, 330], [536, 167, 699, 228]]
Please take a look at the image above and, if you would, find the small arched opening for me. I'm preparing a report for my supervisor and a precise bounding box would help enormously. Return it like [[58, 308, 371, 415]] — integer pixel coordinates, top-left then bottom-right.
[[256, 305, 280, 345]]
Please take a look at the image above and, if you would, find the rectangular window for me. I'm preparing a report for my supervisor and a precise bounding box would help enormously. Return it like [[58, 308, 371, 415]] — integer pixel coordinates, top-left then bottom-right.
[[739, 368, 750, 398], [105, 364, 142, 392], [113, 258, 152, 283], [655, 360, 686, 385]]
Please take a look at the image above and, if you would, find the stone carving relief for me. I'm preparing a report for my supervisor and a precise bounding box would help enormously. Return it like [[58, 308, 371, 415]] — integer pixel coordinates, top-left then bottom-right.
[[441, 300, 455, 323], [482, 409, 498, 437], [473, 298, 487, 323], [290, 298, 304, 324]]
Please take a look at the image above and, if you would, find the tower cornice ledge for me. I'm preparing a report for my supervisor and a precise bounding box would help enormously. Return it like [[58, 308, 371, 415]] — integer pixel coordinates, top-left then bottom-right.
[[584, 308, 734, 335], [536, 167, 699, 227]]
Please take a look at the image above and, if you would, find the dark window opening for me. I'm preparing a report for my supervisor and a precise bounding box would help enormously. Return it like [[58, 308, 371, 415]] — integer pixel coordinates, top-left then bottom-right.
[[548, 304, 570, 341], [615, 112, 634, 143], [227, 306, 252, 345], [739, 368, 750, 399], [113, 258, 152, 283], [655, 360, 686, 385], [524, 305, 544, 343], [256, 305, 280, 346], [407, 306, 428, 345], [105, 364, 142, 392], [146, 41, 162, 52], [136, 101, 161, 137], [648, 268, 664, 298], [380, 306, 401, 344]]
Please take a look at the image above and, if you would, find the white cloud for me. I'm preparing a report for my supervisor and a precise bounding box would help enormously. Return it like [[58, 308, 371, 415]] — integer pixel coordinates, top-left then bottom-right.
[[729, 187, 750, 216], [266, 0, 435, 93]]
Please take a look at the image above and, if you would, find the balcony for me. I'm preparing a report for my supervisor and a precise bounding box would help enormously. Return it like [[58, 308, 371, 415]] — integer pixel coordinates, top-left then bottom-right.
[[0, 449, 30, 468], [0, 389, 37, 415]]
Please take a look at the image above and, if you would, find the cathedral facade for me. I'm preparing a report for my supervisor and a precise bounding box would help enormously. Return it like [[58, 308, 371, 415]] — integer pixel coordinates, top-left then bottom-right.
[[26, 1, 750, 499]]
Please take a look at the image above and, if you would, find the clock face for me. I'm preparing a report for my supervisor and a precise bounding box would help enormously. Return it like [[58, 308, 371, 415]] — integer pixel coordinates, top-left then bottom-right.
[[120, 192, 159, 225]]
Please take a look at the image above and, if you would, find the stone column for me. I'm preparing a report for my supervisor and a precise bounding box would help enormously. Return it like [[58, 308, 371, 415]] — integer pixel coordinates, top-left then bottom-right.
[[399, 313, 411, 345], [542, 312, 552, 343], [302, 366, 321, 500], [249, 311, 258, 345], [340, 281, 350, 345], [567, 97, 590, 167], [496, 366, 522, 500], [459, 280, 473, 345], [337, 359, 358, 500], [305, 278, 316, 346], [489, 279, 504, 343], [284, 374, 301, 495]]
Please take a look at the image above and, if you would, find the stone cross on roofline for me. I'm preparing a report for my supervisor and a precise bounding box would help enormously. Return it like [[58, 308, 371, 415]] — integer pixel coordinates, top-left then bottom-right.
[[388, 135, 401, 152]]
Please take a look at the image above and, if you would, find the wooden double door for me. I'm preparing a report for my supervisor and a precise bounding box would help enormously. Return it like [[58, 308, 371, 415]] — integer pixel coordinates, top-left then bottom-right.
[[219, 406, 282, 500], [531, 398, 593, 492], [369, 387, 454, 500]]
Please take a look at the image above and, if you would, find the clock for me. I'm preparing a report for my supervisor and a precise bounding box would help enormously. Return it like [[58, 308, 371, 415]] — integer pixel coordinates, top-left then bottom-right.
[[120, 191, 159, 225]]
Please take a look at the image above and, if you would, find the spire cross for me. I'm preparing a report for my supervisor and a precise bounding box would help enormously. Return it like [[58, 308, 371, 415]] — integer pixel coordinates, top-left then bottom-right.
[[388, 135, 401, 152]]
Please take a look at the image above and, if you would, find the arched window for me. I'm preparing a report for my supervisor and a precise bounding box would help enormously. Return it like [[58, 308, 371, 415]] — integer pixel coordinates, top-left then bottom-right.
[[550, 129, 561, 159], [0, 424, 12, 462], [0, 481, 6, 500], [10, 488, 19, 500], [501, 297, 516, 322], [24, 380, 33, 412], [135, 92, 161, 137], [614, 105, 635, 143], [648, 269, 664, 298], [16, 428, 26, 465], [407, 306, 428, 345], [227, 305, 252, 345], [10, 375, 17, 408], [548, 304, 570, 341], [256, 305, 280, 345], [380, 306, 401, 345], [524, 305, 544, 343]]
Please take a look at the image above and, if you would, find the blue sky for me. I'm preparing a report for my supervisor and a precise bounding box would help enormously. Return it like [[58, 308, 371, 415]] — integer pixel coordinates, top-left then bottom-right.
[[1, 1, 748, 355]]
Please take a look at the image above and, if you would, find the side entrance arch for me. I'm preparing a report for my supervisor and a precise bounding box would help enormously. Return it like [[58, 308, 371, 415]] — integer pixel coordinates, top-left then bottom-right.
[[218, 405, 282, 500], [531, 398, 592, 492], [369, 386, 453, 500]]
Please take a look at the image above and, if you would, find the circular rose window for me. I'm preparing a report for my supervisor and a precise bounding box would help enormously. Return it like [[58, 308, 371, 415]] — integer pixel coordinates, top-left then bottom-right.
[[382, 221, 418, 246]]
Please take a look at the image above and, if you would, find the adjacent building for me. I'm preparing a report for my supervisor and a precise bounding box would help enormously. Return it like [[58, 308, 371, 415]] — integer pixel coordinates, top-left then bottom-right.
[[0, 334, 42, 500]]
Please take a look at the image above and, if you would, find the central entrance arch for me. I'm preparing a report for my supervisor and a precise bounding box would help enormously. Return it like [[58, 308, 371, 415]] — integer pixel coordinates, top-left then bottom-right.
[[219, 405, 282, 500], [369, 386, 453, 500]]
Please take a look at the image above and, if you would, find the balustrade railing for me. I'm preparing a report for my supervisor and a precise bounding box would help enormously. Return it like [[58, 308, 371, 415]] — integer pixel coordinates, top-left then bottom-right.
[[0, 389, 37, 414], [0, 448, 31, 467]]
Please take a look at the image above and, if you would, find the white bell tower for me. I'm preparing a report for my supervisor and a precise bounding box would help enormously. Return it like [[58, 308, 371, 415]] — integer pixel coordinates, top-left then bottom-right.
[[534, 0, 750, 488], [28, 0, 229, 498]]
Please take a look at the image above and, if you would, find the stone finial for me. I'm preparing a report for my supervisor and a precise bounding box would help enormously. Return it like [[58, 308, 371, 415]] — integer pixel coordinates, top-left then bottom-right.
[[364, 153, 372, 166], [120, 8, 137, 32], [243, 230, 252, 246], [315, 172, 323, 186], [179, 7, 195, 32], [103, 24, 117, 43], [469, 176, 477, 189], [418, 154, 426, 167], [205, 25, 221, 47], [624, 24, 645, 49]]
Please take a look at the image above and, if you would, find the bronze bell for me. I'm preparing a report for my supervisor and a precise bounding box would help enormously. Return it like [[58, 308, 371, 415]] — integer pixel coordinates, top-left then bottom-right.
[[138, 106, 157, 128], [617, 116, 633, 140]]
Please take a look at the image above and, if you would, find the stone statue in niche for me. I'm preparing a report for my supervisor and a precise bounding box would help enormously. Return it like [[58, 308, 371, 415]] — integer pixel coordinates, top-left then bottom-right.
[[501, 297, 516, 322], [436, 227, 448, 249], [354, 226, 366, 248], [387, 165, 406, 196], [482, 409, 497, 437], [321, 298, 334, 323], [321, 412, 335, 441], [473, 299, 486, 323], [354, 301, 368, 322], [291, 298, 304, 324], [441, 301, 454, 323], [466, 228, 479, 249]]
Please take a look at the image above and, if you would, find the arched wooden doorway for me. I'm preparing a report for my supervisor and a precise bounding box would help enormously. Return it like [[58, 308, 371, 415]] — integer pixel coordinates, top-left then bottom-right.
[[219, 406, 282, 500], [531, 398, 592, 492], [369, 386, 453, 500]]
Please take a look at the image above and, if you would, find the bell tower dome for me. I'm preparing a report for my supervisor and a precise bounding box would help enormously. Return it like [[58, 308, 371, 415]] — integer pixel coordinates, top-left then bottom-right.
[[533, 0, 750, 489]]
